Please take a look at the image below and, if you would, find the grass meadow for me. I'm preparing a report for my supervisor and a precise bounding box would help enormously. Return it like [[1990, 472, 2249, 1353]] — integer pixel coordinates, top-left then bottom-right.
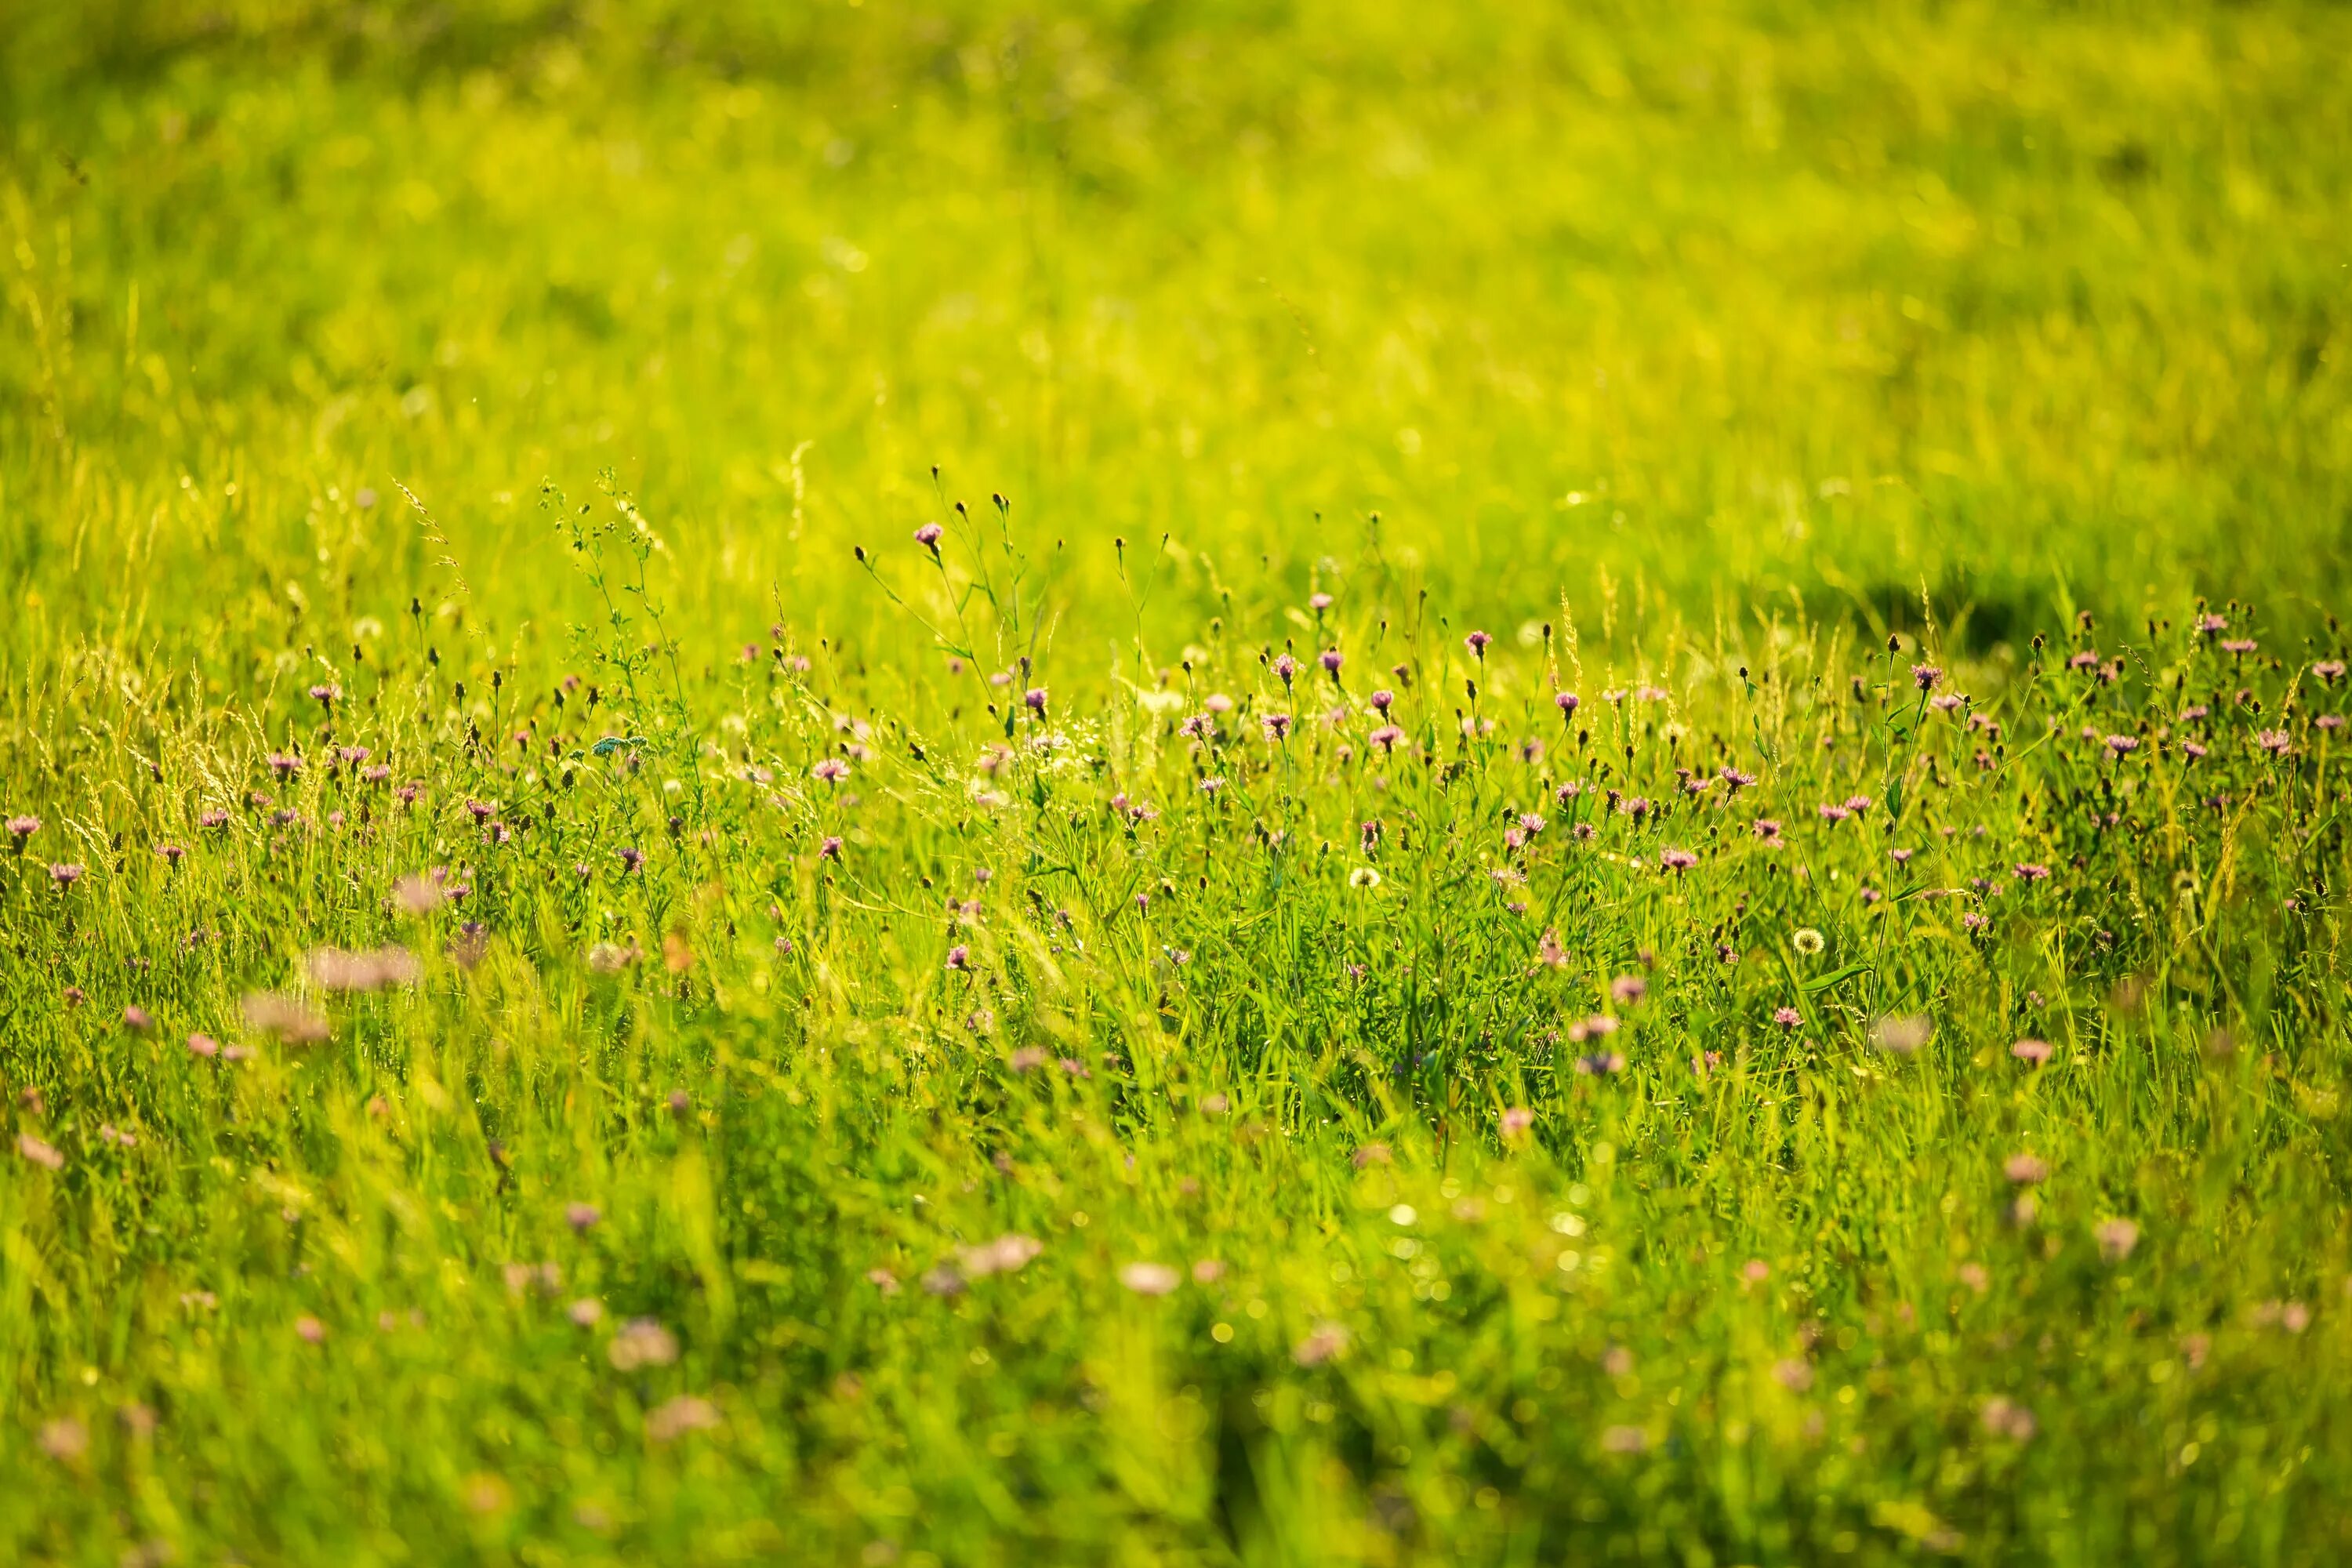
[[5, 2, 2352, 1563]]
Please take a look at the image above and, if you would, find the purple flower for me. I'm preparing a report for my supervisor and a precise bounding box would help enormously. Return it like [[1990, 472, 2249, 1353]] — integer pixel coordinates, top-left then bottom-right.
[[1911, 664, 1942, 691], [6, 814, 38, 843], [2258, 729, 2292, 757], [618, 847, 644, 873], [1272, 654, 1298, 687], [2104, 734, 2139, 756], [122, 1005, 153, 1033], [1261, 713, 1293, 742], [1659, 848, 1697, 873], [914, 522, 944, 550], [1611, 975, 1647, 1005], [310, 684, 340, 706], [1319, 649, 1343, 675], [1309, 591, 1334, 612], [946, 944, 970, 971], [267, 753, 302, 779], [49, 862, 83, 887], [1024, 687, 1048, 713], [1370, 688, 1395, 713], [2314, 660, 2347, 685], [819, 836, 843, 860], [1555, 692, 1580, 717], [1773, 1007, 1802, 1029], [811, 757, 851, 782], [2013, 862, 2050, 881], [1370, 724, 1405, 753], [1465, 630, 1492, 657], [565, 1203, 601, 1234]]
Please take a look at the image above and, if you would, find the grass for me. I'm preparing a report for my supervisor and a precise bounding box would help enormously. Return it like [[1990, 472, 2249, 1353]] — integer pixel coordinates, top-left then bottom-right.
[[5, 2, 2352, 1563]]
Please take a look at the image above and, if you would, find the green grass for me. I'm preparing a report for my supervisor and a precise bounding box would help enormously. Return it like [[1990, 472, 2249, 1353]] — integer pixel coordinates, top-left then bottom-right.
[[5, 2, 2352, 1563]]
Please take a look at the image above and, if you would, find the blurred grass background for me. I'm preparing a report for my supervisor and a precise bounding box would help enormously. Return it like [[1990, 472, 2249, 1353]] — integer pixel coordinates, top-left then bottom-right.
[[3, 0, 2349, 670]]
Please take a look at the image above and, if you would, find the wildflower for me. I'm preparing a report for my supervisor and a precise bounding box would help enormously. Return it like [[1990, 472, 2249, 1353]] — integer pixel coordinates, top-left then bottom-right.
[[913, 521, 943, 551], [1465, 630, 1492, 657], [945, 944, 970, 972], [1659, 847, 1697, 873], [295, 1316, 327, 1345], [811, 757, 851, 782], [1309, 591, 1334, 612], [267, 753, 302, 779], [2013, 862, 2050, 882], [1120, 1262, 1181, 1296], [157, 843, 186, 866], [1930, 693, 1965, 713], [2095, 1218, 2140, 1262], [1024, 687, 1047, 714], [1600, 1426, 1649, 1454], [565, 1203, 602, 1234], [1980, 1398, 2037, 1443], [1889, 848, 1914, 865], [1197, 775, 1225, 794], [38, 1417, 89, 1463], [310, 683, 339, 706], [17, 1134, 64, 1171], [607, 1318, 680, 1370], [1871, 1014, 1933, 1055], [1611, 975, 1647, 1006], [1555, 692, 1580, 718], [1352, 1143, 1392, 1169], [1501, 1106, 1536, 1139], [2011, 1038, 2052, 1064], [1791, 927, 1825, 956], [1773, 1359, 1814, 1393], [1537, 929, 1569, 968], [2221, 638, 2258, 655], [1319, 649, 1343, 675], [819, 836, 843, 860], [2104, 733, 2139, 757], [1261, 713, 1292, 742], [1817, 802, 1850, 824], [2003, 1153, 2048, 1185], [122, 1005, 153, 1033], [1293, 1322, 1349, 1367], [646, 1395, 721, 1443], [2315, 659, 2347, 685], [49, 862, 83, 887], [1349, 866, 1382, 889], [1912, 663, 1943, 691], [306, 946, 421, 993], [1370, 724, 1405, 753], [1574, 1051, 1625, 1075], [1773, 1007, 1802, 1029], [5, 814, 38, 844], [1272, 654, 1297, 687], [1752, 818, 1783, 843], [960, 1234, 1044, 1276], [186, 1033, 220, 1058], [1719, 765, 1755, 789], [2257, 728, 2292, 756], [1369, 688, 1396, 714], [1844, 794, 1872, 815], [242, 993, 329, 1044]]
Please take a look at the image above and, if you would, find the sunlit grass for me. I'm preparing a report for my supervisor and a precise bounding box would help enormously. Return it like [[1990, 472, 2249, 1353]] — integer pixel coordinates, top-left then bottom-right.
[[5, 3, 2352, 1564]]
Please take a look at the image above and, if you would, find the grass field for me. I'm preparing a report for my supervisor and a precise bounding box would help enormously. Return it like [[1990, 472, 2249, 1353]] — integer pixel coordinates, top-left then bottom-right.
[[5, 2, 2352, 1563]]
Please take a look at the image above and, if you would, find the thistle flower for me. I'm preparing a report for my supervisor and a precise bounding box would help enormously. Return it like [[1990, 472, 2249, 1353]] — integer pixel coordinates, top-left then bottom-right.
[[2314, 660, 2347, 685], [2095, 1218, 2140, 1262], [1261, 713, 1292, 742], [2104, 733, 2139, 756], [1911, 664, 1943, 691], [157, 843, 186, 866], [1024, 687, 1047, 714], [945, 944, 970, 971], [1370, 688, 1395, 713], [1319, 649, 1343, 676], [309, 683, 340, 707], [122, 1005, 153, 1033], [913, 522, 943, 552], [2010, 1039, 2052, 1064], [2257, 728, 2292, 756], [16, 1134, 64, 1171], [811, 757, 851, 782], [1773, 1007, 1802, 1028], [1611, 975, 1646, 1005], [5, 814, 37, 844], [186, 1033, 220, 1058], [1272, 653, 1297, 687], [1308, 591, 1333, 611], [267, 753, 302, 779], [49, 862, 83, 887], [1659, 847, 1697, 873], [2003, 1152, 2049, 1184], [1465, 630, 1491, 657], [1555, 692, 1580, 719], [1370, 724, 1406, 753]]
